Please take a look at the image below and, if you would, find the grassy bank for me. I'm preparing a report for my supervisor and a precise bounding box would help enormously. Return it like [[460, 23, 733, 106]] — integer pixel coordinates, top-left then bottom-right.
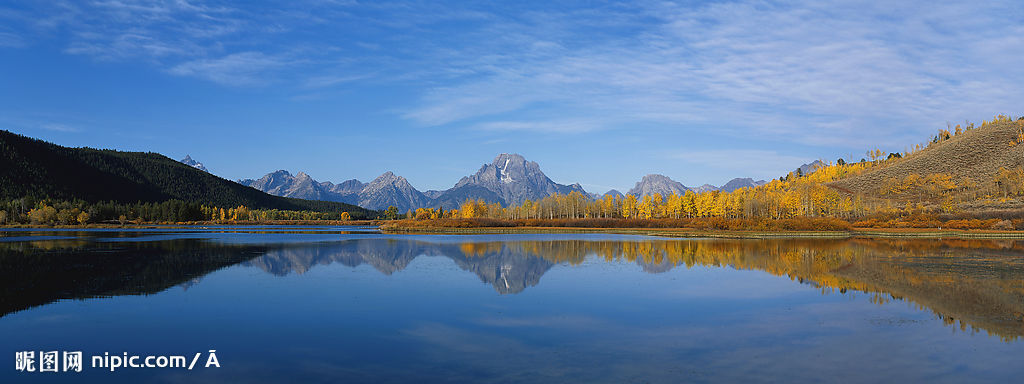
[[0, 220, 379, 229]]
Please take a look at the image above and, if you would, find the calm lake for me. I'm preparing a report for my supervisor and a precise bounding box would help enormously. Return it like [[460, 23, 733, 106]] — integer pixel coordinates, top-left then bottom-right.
[[2, 226, 1023, 383]]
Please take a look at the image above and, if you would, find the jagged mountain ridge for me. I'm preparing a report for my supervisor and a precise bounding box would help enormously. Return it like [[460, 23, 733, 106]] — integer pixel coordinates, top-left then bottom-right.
[[438, 153, 588, 208], [719, 177, 769, 192], [626, 174, 691, 197], [242, 153, 790, 210], [238, 170, 342, 202], [243, 153, 589, 210], [634, 177, 765, 195], [693, 184, 718, 193], [238, 170, 426, 211], [179, 155, 208, 172], [326, 179, 365, 195], [357, 171, 430, 211]]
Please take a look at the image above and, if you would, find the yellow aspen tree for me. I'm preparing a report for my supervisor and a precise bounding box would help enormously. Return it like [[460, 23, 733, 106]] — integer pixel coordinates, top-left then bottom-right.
[[683, 191, 697, 218], [460, 200, 476, 218], [651, 193, 663, 218], [710, 191, 726, 217], [622, 194, 638, 219], [639, 195, 654, 219], [666, 192, 683, 218]]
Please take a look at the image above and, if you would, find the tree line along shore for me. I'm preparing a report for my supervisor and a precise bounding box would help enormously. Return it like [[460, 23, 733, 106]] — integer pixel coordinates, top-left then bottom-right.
[[4, 115, 1024, 233], [384, 115, 1024, 233]]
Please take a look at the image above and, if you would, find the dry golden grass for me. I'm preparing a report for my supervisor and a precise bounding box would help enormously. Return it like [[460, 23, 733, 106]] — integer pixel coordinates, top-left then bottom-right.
[[831, 120, 1024, 195]]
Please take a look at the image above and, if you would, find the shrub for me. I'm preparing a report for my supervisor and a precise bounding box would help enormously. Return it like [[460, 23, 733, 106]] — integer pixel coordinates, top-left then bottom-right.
[[991, 220, 1014, 231]]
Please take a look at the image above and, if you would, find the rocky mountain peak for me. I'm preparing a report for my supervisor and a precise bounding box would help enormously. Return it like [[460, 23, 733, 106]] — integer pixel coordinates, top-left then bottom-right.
[[368, 171, 404, 186], [797, 160, 825, 175], [603, 189, 624, 198], [358, 171, 427, 211], [445, 153, 586, 207], [474, 153, 539, 185], [179, 155, 208, 172], [693, 184, 719, 193], [627, 174, 690, 197], [268, 170, 291, 177], [333, 179, 365, 195], [720, 177, 755, 192], [494, 153, 526, 164], [640, 174, 671, 183]]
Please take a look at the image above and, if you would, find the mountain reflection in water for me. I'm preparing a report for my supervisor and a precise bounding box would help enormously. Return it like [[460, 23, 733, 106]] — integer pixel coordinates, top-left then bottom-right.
[[1, 235, 1022, 341]]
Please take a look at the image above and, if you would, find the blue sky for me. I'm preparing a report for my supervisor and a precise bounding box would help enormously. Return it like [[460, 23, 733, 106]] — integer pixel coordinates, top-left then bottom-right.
[[1, 1, 1022, 193]]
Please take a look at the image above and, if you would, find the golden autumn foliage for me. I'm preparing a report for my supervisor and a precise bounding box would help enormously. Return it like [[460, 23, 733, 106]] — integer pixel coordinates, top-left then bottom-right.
[[76, 211, 90, 225], [1009, 120, 1024, 147], [405, 114, 1024, 228], [197, 205, 353, 223], [27, 205, 57, 225], [880, 173, 958, 197]]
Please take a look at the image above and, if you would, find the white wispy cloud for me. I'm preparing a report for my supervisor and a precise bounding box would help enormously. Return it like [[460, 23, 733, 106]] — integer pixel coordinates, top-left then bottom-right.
[[39, 123, 82, 133], [302, 73, 371, 89], [398, 0, 1024, 147], [5, 0, 1023, 149], [471, 120, 603, 134], [0, 31, 24, 47], [168, 51, 292, 86], [7, 0, 277, 81], [669, 150, 813, 181]]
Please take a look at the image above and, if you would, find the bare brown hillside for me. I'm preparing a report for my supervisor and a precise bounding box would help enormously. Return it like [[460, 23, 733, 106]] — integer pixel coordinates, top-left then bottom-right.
[[831, 120, 1024, 196]]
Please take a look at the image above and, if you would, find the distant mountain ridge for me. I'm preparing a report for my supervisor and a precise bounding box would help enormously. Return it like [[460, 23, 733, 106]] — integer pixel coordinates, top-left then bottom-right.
[[603, 189, 624, 198], [238, 170, 341, 202], [797, 160, 826, 175], [719, 177, 769, 192], [693, 184, 718, 193], [242, 153, 589, 210], [242, 154, 781, 210], [627, 174, 691, 197], [439, 153, 588, 207], [357, 172, 429, 211], [623, 177, 768, 196]]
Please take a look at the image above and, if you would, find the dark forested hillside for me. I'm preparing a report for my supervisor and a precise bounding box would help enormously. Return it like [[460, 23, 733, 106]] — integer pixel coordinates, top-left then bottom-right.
[[0, 130, 373, 216]]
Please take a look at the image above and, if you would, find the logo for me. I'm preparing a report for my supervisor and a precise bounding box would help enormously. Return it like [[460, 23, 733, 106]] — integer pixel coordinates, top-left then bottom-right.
[[15, 351, 82, 373]]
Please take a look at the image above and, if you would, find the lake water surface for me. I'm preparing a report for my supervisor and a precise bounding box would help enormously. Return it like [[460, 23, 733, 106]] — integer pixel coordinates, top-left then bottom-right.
[[2, 226, 1023, 383]]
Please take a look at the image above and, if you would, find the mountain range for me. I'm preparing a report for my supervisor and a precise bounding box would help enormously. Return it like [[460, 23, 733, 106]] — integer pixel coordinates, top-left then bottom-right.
[[233, 153, 775, 211], [620, 174, 767, 197], [238, 153, 587, 211]]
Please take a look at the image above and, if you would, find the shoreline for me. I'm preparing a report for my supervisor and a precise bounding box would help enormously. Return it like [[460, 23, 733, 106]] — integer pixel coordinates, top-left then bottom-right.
[[377, 225, 1024, 239], [4, 222, 1024, 239], [0, 220, 379, 229]]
